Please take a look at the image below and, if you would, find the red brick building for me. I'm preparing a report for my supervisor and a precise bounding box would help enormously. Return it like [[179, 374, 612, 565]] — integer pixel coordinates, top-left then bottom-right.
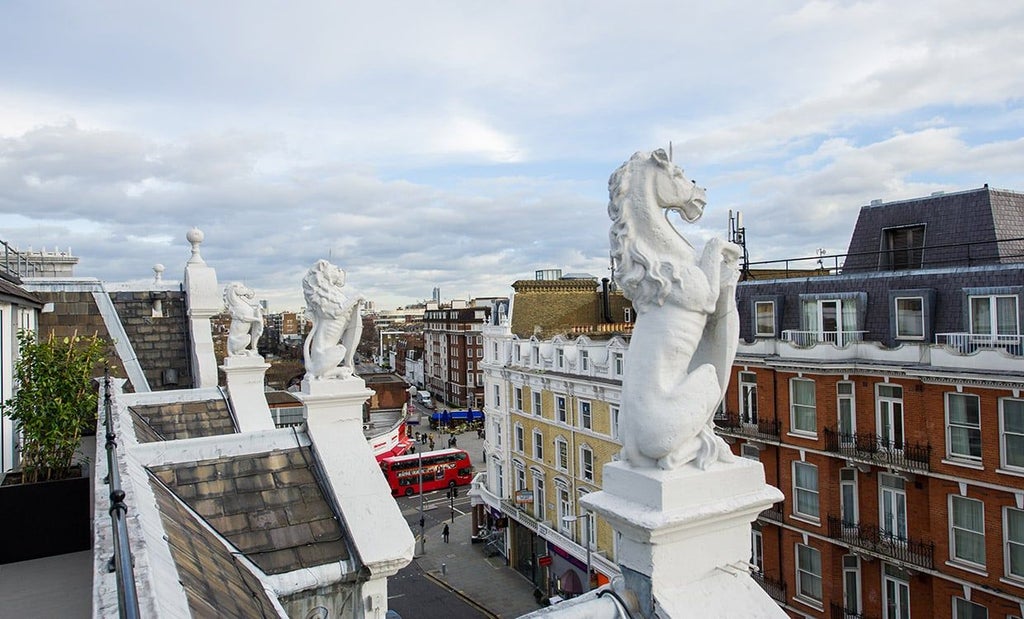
[[718, 187, 1024, 619], [423, 301, 494, 408]]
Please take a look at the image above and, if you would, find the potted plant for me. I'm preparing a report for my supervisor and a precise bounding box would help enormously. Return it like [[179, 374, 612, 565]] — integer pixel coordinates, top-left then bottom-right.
[[0, 330, 106, 564]]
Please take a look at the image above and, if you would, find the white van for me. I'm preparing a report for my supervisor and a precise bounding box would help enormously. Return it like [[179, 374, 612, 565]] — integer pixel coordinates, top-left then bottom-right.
[[418, 390, 434, 409]]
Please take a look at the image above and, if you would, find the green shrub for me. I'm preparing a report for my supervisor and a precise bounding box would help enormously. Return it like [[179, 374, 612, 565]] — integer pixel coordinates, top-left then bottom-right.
[[4, 330, 106, 483]]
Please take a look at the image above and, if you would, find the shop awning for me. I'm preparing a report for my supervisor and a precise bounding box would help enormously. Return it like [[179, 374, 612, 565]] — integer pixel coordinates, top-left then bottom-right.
[[558, 569, 583, 596]]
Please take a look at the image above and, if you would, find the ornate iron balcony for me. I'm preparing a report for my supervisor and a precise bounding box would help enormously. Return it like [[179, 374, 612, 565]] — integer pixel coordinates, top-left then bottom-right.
[[714, 411, 782, 442], [758, 503, 784, 524], [827, 515, 934, 570], [824, 428, 931, 472], [751, 571, 787, 604], [830, 602, 877, 619]]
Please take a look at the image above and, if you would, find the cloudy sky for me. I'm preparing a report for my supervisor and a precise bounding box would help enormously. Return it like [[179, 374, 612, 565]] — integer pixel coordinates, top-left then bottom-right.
[[2, 2, 1023, 311]]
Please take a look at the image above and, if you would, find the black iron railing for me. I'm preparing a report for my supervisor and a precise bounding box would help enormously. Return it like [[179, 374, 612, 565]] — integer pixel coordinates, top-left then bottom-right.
[[741, 234, 1024, 279], [752, 571, 787, 604], [104, 369, 141, 619], [758, 503, 784, 524], [830, 602, 878, 619], [824, 428, 931, 472], [827, 515, 934, 569], [714, 411, 782, 441]]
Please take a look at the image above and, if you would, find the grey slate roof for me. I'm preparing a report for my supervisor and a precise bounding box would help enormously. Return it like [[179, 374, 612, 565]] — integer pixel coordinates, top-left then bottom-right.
[[149, 447, 350, 575], [148, 473, 279, 618], [843, 187, 1024, 271], [130, 398, 237, 442]]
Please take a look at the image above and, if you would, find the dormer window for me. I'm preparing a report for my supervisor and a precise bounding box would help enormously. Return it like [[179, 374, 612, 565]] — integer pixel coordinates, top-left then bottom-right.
[[881, 224, 925, 270]]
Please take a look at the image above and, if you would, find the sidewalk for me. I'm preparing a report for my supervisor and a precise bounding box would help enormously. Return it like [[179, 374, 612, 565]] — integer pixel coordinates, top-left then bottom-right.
[[415, 511, 543, 618], [410, 421, 544, 619]]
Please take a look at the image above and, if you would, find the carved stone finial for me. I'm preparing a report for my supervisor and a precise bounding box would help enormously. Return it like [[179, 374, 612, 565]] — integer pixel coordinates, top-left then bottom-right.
[[186, 227, 205, 264], [302, 260, 365, 380], [153, 263, 165, 283], [610, 149, 741, 471]]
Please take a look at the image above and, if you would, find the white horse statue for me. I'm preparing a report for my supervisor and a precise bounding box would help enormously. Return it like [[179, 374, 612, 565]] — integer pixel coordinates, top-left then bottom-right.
[[224, 282, 264, 357], [302, 259, 364, 380], [610, 149, 741, 470]]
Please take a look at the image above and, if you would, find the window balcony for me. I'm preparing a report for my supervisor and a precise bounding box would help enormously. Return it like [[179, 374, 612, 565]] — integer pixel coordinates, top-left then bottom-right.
[[826, 515, 934, 569], [830, 602, 877, 619], [758, 502, 784, 525], [824, 428, 931, 473], [936, 332, 1024, 356], [713, 411, 782, 442], [751, 571, 787, 604], [782, 330, 867, 348]]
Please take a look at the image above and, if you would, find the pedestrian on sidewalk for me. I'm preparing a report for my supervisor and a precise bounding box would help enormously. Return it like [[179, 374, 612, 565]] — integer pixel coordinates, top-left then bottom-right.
[[442, 523, 450, 543]]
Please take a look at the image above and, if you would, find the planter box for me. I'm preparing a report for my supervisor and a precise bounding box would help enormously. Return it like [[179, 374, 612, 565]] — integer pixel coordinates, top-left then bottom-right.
[[0, 472, 91, 564]]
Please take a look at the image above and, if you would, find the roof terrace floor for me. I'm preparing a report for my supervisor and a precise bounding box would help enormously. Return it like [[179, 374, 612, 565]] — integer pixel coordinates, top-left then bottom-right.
[[0, 550, 91, 618]]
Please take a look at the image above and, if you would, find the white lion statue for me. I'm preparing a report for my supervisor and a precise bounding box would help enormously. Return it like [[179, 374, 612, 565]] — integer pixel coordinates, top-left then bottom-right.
[[610, 149, 741, 470], [302, 259, 364, 380], [224, 282, 264, 357]]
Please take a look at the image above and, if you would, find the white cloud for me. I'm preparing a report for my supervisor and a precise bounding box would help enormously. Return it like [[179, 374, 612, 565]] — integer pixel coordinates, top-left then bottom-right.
[[0, 1, 1022, 308]]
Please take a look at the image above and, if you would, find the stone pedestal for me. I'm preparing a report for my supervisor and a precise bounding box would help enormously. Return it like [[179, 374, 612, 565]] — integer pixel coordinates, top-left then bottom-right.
[[221, 356, 274, 432], [183, 229, 220, 389], [581, 457, 785, 618], [296, 376, 414, 580]]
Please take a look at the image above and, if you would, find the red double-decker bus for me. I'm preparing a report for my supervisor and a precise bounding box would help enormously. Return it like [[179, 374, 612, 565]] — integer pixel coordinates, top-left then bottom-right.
[[380, 448, 473, 497]]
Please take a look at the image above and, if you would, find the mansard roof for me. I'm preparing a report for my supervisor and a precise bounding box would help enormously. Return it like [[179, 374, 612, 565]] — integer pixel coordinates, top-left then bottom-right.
[[843, 186, 1024, 271]]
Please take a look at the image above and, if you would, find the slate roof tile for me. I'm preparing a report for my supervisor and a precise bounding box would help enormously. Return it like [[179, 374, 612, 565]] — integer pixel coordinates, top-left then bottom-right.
[[149, 447, 350, 575]]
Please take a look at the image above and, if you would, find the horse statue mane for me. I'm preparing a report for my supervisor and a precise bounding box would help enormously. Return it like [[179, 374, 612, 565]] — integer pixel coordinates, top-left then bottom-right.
[[224, 282, 264, 357], [302, 259, 364, 380], [609, 149, 742, 470]]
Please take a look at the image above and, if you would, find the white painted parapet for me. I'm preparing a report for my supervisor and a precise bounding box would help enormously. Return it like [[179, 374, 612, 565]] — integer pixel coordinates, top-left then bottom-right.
[[221, 355, 275, 432], [582, 458, 785, 618], [183, 227, 220, 389], [297, 376, 414, 595]]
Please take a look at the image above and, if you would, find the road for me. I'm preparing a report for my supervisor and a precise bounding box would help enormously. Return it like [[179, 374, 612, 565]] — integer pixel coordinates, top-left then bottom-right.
[[386, 414, 493, 618]]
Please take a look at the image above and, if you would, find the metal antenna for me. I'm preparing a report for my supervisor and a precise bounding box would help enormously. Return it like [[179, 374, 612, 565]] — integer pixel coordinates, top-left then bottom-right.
[[669, 141, 673, 162]]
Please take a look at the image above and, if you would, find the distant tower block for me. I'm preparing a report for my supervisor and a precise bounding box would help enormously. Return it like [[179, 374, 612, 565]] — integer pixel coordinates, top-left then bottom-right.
[[16, 246, 79, 278]]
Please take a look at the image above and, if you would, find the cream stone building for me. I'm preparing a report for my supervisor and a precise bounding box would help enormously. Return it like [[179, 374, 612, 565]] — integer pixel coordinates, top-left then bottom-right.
[[474, 271, 633, 599]]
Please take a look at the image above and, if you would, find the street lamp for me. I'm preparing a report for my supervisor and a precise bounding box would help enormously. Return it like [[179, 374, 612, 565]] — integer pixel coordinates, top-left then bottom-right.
[[561, 512, 592, 593]]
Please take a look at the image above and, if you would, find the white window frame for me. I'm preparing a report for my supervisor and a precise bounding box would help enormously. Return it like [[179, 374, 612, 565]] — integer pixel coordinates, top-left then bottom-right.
[[580, 350, 589, 371], [514, 387, 524, 412], [532, 430, 544, 461], [790, 377, 817, 435], [532, 391, 542, 416], [795, 543, 823, 604], [557, 484, 572, 534], [580, 446, 594, 482], [556, 438, 569, 472], [946, 392, 982, 462], [755, 300, 775, 336], [879, 473, 907, 543], [611, 406, 620, 440], [740, 443, 760, 461], [842, 555, 861, 616], [895, 296, 925, 340], [837, 380, 856, 445], [953, 597, 988, 619], [949, 494, 986, 567], [970, 294, 1019, 336], [840, 467, 858, 527], [751, 525, 763, 573], [579, 400, 592, 430], [883, 563, 910, 619], [876, 383, 905, 451], [514, 424, 525, 453], [556, 348, 565, 369], [739, 372, 758, 426], [493, 384, 501, 407], [533, 474, 546, 522], [556, 396, 567, 424], [613, 352, 624, 376], [1000, 397, 1024, 471], [792, 460, 820, 521], [1004, 506, 1024, 581]]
